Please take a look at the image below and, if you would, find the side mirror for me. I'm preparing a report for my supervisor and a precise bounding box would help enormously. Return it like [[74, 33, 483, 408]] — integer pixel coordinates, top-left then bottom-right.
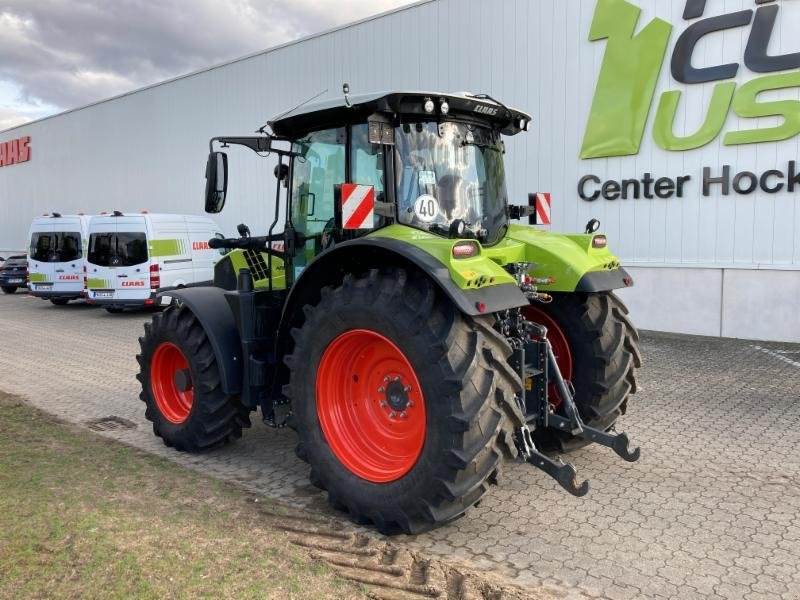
[[205, 152, 228, 213]]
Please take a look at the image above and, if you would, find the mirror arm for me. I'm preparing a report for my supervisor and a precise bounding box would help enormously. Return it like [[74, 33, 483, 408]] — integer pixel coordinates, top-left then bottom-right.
[[209, 136, 300, 157]]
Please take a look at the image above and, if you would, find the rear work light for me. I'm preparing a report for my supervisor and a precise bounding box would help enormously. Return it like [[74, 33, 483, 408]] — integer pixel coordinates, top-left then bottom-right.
[[452, 241, 479, 259], [150, 264, 161, 290], [592, 235, 608, 249]]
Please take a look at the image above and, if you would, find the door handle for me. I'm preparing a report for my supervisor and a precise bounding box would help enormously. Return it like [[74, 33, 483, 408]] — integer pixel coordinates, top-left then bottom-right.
[[117, 274, 128, 278]]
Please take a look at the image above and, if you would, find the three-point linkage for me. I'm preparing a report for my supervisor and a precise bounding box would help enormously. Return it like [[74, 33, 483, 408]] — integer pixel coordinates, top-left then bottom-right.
[[513, 320, 641, 496]]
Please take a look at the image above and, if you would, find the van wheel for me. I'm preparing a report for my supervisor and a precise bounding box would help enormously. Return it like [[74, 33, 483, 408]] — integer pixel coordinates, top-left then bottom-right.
[[137, 303, 251, 451], [105, 307, 124, 314], [1, 286, 16, 294], [50, 298, 69, 306]]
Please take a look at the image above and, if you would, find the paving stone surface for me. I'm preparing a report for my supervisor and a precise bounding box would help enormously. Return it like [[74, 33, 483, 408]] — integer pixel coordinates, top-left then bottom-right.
[[1, 291, 799, 599]]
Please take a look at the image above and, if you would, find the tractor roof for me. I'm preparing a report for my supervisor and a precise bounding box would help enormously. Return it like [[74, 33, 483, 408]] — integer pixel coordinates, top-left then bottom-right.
[[268, 91, 532, 139]]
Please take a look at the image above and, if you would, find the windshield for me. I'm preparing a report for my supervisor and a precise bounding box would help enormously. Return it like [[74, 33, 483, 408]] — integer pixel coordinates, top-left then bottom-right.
[[394, 121, 508, 245], [88, 232, 148, 267], [30, 232, 82, 262]]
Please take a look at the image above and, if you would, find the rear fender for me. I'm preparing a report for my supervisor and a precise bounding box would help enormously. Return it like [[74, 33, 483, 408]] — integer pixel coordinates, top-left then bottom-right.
[[278, 237, 528, 353], [502, 224, 634, 293], [157, 286, 243, 395]]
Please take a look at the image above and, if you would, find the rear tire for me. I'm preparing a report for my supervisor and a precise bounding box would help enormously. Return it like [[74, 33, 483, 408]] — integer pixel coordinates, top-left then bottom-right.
[[524, 292, 642, 452], [284, 269, 523, 535], [1, 286, 16, 294], [50, 298, 69, 306], [136, 303, 251, 451]]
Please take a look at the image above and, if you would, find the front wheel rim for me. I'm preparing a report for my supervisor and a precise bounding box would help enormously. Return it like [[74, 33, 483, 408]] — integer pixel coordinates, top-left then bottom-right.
[[316, 329, 426, 483], [151, 342, 194, 424]]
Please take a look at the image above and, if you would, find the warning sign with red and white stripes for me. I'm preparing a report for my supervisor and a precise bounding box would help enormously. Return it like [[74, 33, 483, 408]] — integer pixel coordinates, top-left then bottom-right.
[[534, 192, 551, 225], [341, 183, 375, 230]]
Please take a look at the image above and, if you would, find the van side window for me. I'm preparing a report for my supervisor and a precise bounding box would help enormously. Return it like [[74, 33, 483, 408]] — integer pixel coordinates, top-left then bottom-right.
[[88, 232, 148, 266], [30, 233, 52, 262], [57, 233, 81, 262], [29, 232, 82, 262]]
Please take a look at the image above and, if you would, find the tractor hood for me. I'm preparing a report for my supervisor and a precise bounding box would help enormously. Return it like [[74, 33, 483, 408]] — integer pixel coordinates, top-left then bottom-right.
[[269, 91, 532, 138]]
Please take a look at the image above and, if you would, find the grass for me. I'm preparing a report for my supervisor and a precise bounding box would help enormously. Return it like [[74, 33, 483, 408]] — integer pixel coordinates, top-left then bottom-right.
[[0, 392, 366, 599]]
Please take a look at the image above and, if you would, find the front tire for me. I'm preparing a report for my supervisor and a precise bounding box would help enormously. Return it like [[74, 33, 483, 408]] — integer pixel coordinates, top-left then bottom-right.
[[284, 269, 523, 535], [1, 286, 17, 294], [524, 292, 642, 452], [136, 304, 250, 451]]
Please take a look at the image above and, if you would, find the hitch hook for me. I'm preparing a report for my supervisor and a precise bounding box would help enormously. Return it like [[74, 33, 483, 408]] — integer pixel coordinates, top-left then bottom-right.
[[525, 452, 589, 497], [611, 431, 641, 462]]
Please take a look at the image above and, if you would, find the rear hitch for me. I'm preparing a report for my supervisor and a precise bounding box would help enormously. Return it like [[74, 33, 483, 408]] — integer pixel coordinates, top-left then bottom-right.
[[540, 335, 641, 462], [517, 425, 589, 496], [512, 319, 640, 495]]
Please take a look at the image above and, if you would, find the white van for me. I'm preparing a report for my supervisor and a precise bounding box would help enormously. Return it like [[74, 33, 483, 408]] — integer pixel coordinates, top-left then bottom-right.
[[85, 212, 224, 312], [28, 213, 92, 305]]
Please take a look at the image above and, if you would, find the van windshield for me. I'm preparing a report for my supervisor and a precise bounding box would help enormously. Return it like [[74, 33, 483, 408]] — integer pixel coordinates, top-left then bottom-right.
[[88, 232, 148, 266], [30, 232, 82, 262]]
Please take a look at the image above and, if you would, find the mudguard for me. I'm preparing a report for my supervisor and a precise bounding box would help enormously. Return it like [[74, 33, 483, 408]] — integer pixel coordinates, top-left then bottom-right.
[[157, 286, 243, 395], [282, 237, 529, 328], [501, 224, 634, 293]]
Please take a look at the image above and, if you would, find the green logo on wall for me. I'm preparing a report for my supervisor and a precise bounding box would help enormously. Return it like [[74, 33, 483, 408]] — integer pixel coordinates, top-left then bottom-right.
[[581, 0, 800, 159]]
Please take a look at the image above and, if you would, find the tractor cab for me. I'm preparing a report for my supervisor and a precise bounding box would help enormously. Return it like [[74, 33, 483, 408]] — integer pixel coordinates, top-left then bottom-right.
[[204, 91, 532, 288]]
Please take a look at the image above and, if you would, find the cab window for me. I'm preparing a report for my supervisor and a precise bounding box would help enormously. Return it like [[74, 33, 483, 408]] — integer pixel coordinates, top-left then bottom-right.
[[290, 128, 345, 270], [351, 123, 386, 208]]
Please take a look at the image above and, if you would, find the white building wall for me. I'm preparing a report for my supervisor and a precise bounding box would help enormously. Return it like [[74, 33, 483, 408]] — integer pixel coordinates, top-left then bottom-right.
[[0, 0, 798, 341]]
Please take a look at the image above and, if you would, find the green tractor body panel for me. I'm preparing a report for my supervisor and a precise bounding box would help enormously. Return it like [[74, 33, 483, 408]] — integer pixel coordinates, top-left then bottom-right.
[[367, 224, 627, 294], [367, 225, 517, 290], [219, 250, 287, 290], [503, 225, 623, 292]]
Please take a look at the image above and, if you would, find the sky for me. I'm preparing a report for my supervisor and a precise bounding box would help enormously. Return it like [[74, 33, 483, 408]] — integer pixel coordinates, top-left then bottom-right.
[[0, 0, 418, 131]]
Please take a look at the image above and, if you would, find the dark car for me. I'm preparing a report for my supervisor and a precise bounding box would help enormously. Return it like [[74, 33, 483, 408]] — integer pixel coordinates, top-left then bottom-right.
[[0, 255, 28, 293]]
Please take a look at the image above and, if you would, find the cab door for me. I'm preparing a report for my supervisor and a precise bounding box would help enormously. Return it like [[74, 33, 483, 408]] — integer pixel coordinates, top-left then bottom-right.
[[289, 127, 345, 281]]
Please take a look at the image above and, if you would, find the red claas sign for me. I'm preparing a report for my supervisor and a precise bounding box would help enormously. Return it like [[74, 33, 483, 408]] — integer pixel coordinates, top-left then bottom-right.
[[0, 136, 31, 167]]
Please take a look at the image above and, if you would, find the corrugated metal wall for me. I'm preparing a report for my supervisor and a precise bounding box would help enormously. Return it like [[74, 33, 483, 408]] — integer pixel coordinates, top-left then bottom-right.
[[1, 0, 798, 266]]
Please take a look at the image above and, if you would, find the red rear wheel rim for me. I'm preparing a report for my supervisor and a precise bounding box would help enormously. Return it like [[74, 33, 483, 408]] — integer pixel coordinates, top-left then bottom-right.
[[522, 305, 573, 407], [151, 342, 194, 424], [316, 329, 426, 483]]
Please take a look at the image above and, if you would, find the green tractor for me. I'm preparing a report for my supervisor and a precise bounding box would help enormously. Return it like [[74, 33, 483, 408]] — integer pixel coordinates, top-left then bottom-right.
[[137, 90, 642, 534]]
